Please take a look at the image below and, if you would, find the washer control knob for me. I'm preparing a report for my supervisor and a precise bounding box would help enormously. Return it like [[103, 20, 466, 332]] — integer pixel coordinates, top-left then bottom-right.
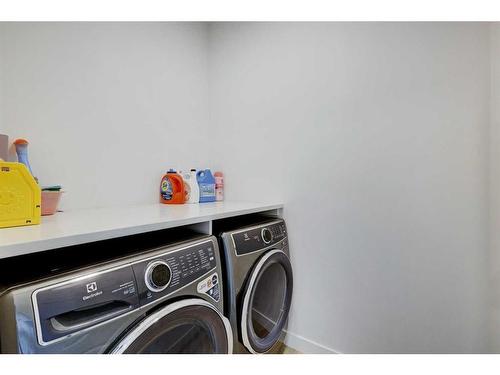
[[261, 228, 273, 244], [145, 261, 171, 293]]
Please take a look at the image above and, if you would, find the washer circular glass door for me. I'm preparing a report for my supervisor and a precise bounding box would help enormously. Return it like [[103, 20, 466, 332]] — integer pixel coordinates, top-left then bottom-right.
[[110, 299, 232, 354], [241, 249, 293, 353]]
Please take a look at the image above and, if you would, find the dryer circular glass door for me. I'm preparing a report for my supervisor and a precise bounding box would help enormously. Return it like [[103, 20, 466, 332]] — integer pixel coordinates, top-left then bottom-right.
[[110, 299, 232, 354], [241, 249, 293, 353]]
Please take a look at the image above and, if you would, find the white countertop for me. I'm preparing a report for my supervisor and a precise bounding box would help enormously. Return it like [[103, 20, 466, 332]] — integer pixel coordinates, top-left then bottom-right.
[[0, 201, 283, 259]]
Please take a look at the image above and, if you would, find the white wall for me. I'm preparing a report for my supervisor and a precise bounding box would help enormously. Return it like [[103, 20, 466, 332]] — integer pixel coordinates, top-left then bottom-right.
[[208, 23, 490, 353], [0, 22, 211, 210]]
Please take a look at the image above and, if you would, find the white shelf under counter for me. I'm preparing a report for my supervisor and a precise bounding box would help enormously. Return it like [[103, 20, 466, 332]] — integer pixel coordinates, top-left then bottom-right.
[[0, 201, 283, 260]]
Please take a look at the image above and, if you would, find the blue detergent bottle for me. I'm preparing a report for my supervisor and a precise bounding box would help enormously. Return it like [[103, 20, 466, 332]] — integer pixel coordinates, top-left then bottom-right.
[[196, 169, 216, 203]]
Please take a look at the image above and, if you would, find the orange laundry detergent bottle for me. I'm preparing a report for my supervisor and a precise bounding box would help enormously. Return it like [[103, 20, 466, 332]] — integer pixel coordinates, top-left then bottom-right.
[[160, 169, 186, 204]]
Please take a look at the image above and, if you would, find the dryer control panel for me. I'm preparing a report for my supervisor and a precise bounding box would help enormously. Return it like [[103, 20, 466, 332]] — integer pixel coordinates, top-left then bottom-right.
[[232, 220, 287, 256]]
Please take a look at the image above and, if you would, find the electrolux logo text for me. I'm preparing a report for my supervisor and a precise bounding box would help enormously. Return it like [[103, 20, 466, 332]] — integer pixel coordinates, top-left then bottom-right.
[[83, 282, 102, 301], [86, 282, 97, 293]]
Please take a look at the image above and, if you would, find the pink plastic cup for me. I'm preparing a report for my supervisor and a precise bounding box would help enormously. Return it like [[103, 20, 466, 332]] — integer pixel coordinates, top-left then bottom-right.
[[41, 191, 63, 216]]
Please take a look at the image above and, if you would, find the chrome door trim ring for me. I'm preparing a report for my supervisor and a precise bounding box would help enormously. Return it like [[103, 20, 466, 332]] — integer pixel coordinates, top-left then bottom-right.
[[110, 298, 233, 354], [240, 249, 292, 354]]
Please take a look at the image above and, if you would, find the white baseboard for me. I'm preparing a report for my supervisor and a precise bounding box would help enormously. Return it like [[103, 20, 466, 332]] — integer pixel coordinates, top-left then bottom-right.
[[251, 307, 340, 354], [284, 330, 340, 354]]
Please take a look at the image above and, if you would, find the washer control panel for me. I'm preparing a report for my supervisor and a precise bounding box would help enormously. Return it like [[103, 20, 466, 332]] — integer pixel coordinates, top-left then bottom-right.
[[232, 221, 287, 256], [133, 240, 217, 305]]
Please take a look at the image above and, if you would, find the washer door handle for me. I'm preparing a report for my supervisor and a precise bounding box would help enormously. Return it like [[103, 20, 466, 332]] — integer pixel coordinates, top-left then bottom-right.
[[50, 301, 134, 332]]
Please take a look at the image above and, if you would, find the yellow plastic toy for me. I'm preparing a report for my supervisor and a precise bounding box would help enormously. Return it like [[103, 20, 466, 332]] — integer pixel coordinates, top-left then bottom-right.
[[0, 162, 41, 228]]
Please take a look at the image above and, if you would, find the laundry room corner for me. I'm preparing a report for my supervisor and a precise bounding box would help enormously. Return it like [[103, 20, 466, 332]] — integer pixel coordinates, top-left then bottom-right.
[[208, 22, 491, 354]]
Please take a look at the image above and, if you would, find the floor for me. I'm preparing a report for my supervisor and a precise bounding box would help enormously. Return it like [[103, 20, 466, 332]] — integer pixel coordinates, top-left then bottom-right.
[[282, 345, 301, 354], [272, 341, 302, 354]]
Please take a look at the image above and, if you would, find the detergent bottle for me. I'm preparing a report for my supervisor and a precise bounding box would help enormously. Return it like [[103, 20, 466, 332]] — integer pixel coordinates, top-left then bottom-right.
[[177, 170, 189, 202], [13, 139, 34, 176], [160, 169, 185, 204], [214, 171, 224, 201], [184, 169, 200, 204], [196, 169, 216, 203]]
